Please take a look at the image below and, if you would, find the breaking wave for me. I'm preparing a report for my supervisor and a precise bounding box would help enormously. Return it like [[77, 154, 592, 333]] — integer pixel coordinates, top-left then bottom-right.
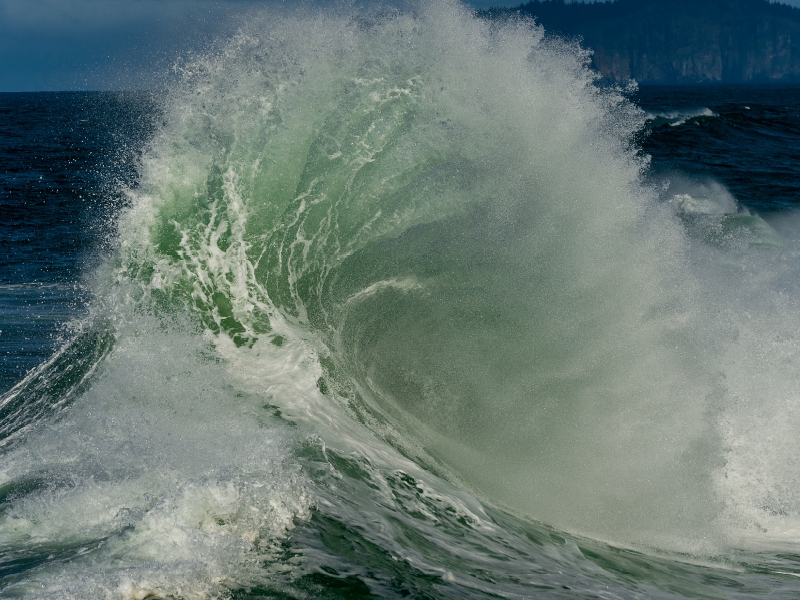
[[3, 2, 800, 597]]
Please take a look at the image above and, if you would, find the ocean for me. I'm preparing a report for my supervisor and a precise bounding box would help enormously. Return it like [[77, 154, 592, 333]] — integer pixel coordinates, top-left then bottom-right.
[[2, 2, 800, 598]]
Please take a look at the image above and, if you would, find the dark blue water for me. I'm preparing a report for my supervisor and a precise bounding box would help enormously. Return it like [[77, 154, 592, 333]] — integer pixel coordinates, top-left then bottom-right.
[[0, 92, 158, 393], [637, 84, 800, 213]]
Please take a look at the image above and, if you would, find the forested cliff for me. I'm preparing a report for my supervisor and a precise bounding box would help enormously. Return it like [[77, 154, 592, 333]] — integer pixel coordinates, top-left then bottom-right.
[[487, 0, 800, 83]]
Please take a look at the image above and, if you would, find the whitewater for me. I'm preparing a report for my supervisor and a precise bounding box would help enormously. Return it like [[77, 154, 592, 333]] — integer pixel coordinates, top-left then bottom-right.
[[3, 1, 800, 597]]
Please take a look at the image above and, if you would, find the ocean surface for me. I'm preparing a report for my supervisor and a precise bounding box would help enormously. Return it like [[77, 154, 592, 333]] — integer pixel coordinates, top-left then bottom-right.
[[3, 3, 800, 598]]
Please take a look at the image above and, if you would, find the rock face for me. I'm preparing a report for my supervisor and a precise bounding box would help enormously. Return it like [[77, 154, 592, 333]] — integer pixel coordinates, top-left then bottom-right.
[[489, 0, 800, 83]]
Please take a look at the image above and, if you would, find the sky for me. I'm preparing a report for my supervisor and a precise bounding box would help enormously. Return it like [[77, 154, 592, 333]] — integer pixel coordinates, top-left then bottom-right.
[[1, 0, 800, 91], [0, 0, 524, 92]]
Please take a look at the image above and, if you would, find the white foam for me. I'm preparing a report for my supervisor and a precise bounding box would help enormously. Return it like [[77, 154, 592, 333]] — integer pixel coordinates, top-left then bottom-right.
[[0, 319, 311, 598]]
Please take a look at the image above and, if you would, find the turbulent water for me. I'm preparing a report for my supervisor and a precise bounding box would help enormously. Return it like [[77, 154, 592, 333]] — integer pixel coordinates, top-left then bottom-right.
[[3, 2, 800, 597]]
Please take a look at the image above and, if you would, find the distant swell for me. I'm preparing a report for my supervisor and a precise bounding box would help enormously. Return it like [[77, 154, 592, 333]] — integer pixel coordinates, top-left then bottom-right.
[[645, 107, 718, 127]]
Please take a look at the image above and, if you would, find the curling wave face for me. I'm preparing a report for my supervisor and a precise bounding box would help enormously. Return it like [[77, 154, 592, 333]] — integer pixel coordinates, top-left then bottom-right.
[[4, 1, 800, 597], [119, 0, 717, 547]]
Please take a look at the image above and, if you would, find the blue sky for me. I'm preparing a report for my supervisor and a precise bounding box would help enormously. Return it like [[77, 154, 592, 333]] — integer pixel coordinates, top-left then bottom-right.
[[1, 0, 799, 91]]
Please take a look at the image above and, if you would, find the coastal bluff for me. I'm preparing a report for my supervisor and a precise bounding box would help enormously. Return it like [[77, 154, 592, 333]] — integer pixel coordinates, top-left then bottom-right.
[[486, 0, 800, 83]]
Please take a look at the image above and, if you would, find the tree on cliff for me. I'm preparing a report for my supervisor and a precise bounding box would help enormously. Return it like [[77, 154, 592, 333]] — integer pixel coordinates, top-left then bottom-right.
[[486, 0, 800, 83]]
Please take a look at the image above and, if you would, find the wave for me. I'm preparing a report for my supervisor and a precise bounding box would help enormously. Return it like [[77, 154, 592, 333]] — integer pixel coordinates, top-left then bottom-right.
[[3, 1, 800, 597]]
